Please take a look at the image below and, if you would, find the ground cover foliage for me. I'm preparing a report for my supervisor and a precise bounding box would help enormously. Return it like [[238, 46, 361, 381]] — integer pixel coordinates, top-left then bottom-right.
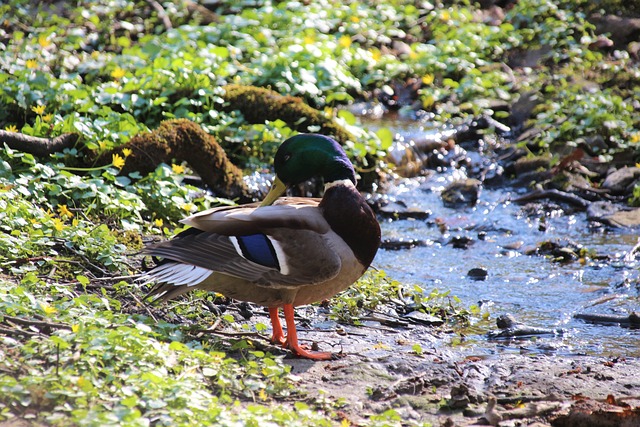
[[1, 0, 639, 425]]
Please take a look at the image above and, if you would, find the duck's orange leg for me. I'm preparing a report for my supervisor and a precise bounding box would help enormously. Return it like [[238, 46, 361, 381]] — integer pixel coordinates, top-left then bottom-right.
[[268, 307, 287, 346], [282, 304, 333, 360]]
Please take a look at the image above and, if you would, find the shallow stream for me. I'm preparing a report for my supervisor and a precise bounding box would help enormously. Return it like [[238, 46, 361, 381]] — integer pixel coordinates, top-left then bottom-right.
[[372, 118, 640, 358]]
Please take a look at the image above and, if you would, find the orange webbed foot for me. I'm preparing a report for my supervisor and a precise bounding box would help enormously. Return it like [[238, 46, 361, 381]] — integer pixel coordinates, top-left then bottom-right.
[[282, 304, 335, 360]]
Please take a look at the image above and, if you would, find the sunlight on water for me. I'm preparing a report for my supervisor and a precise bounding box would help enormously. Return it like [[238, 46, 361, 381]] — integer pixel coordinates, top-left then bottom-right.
[[373, 145, 640, 358]]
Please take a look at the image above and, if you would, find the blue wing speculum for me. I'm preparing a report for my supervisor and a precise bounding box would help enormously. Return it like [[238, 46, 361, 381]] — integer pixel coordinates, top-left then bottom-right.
[[231, 234, 280, 269]]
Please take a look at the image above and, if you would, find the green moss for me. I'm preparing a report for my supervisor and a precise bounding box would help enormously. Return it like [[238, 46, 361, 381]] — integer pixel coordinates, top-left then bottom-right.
[[220, 85, 355, 145]]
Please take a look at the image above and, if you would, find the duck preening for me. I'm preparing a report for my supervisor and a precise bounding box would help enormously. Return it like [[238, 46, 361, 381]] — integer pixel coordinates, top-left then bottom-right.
[[141, 133, 381, 360]]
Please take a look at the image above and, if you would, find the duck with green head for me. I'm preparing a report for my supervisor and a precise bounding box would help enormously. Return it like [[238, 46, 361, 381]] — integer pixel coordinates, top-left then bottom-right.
[[142, 133, 381, 360]]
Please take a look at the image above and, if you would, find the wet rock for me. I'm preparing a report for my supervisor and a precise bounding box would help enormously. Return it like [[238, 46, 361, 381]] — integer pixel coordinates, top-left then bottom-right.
[[513, 189, 589, 210], [501, 241, 524, 251], [467, 267, 488, 281], [506, 154, 551, 176], [449, 383, 478, 409], [526, 238, 583, 262], [587, 201, 640, 228], [381, 238, 429, 250], [402, 310, 444, 326], [441, 179, 482, 208], [377, 203, 431, 220], [488, 313, 563, 338], [601, 166, 640, 196], [448, 236, 474, 249]]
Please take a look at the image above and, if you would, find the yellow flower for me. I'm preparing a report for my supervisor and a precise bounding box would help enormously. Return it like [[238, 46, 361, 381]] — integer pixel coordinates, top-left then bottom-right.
[[338, 35, 352, 48], [26, 59, 37, 69], [122, 147, 132, 157], [350, 16, 360, 23], [31, 104, 46, 115], [171, 163, 185, 174], [38, 34, 52, 48], [441, 10, 451, 21], [630, 133, 640, 144], [42, 113, 53, 123], [111, 67, 126, 80], [39, 301, 57, 315], [98, 140, 108, 151], [408, 50, 418, 60], [370, 48, 381, 62], [5, 124, 18, 132], [340, 419, 351, 427], [421, 73, 435, 85], [154, 218, 164, 227], [58, 204, 73, 219], [182, 203, 194, 213], [52, 217, 65, 232], [303, 34, 315, 45], [258, 389, 268, 401], [111, 153, 125, 169], [72, 324, 80, 333]]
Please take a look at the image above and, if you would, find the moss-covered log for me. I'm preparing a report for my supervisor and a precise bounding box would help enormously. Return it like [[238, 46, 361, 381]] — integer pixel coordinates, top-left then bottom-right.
[[94, 119, 247, 200], [219, 84, 355, 145]]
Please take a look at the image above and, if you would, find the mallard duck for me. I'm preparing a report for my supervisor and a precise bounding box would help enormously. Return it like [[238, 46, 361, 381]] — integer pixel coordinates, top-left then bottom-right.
[[142, 133, 381, 360]]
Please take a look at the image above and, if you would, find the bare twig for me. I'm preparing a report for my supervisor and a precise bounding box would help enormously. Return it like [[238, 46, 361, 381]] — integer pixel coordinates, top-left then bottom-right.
[[3, 314, 72, 331], [128, 290, 158, 322]]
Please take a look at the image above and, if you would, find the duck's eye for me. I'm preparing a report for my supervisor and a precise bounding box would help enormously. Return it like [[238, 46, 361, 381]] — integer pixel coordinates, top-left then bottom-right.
[[283, 153, 292, 162]]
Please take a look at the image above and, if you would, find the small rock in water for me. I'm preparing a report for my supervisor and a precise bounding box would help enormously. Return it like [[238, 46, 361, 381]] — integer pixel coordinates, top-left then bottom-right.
[[449, 236, 474, 249], [467, 267, 488, 281], [378, 204, 431, 220], [441, 178, 482, 208], [381, 238, 428, 250], [587, 201, 640, 228]]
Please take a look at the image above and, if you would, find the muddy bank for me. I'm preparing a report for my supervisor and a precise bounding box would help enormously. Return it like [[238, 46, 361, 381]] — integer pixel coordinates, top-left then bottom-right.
[[282, 319, 640, 426]]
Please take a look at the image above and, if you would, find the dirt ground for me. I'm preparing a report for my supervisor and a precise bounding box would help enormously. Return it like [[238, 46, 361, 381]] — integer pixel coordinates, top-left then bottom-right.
[[279, 317, 640, 426]]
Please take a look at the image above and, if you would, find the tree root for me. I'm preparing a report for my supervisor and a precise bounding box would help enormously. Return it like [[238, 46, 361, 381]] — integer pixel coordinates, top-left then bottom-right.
[[0, 130, 78, 157], [93, 118, 247, 200]]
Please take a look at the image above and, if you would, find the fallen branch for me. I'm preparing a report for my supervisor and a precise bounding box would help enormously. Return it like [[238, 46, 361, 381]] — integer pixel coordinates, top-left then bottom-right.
[[512, 189, 589, 209], [0, 130, 78, 157], [574, 312, 640, 327]]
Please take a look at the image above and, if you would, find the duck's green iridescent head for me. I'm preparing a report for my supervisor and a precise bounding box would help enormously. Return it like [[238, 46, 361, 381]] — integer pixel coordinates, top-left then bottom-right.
[[261, 133, 356, 206]]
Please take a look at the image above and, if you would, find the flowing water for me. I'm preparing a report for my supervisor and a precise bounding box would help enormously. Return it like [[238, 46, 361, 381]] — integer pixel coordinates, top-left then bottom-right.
[[370, 117, 640, 358]]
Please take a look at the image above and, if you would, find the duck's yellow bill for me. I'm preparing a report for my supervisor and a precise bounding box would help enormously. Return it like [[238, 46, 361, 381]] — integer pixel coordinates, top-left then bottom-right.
[[260, 176, 287, 207]]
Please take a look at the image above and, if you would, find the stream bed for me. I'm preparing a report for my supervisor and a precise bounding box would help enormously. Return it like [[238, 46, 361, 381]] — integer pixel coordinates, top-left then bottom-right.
[[376, 175, 640, 358], [368, 116, 640, 358]]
